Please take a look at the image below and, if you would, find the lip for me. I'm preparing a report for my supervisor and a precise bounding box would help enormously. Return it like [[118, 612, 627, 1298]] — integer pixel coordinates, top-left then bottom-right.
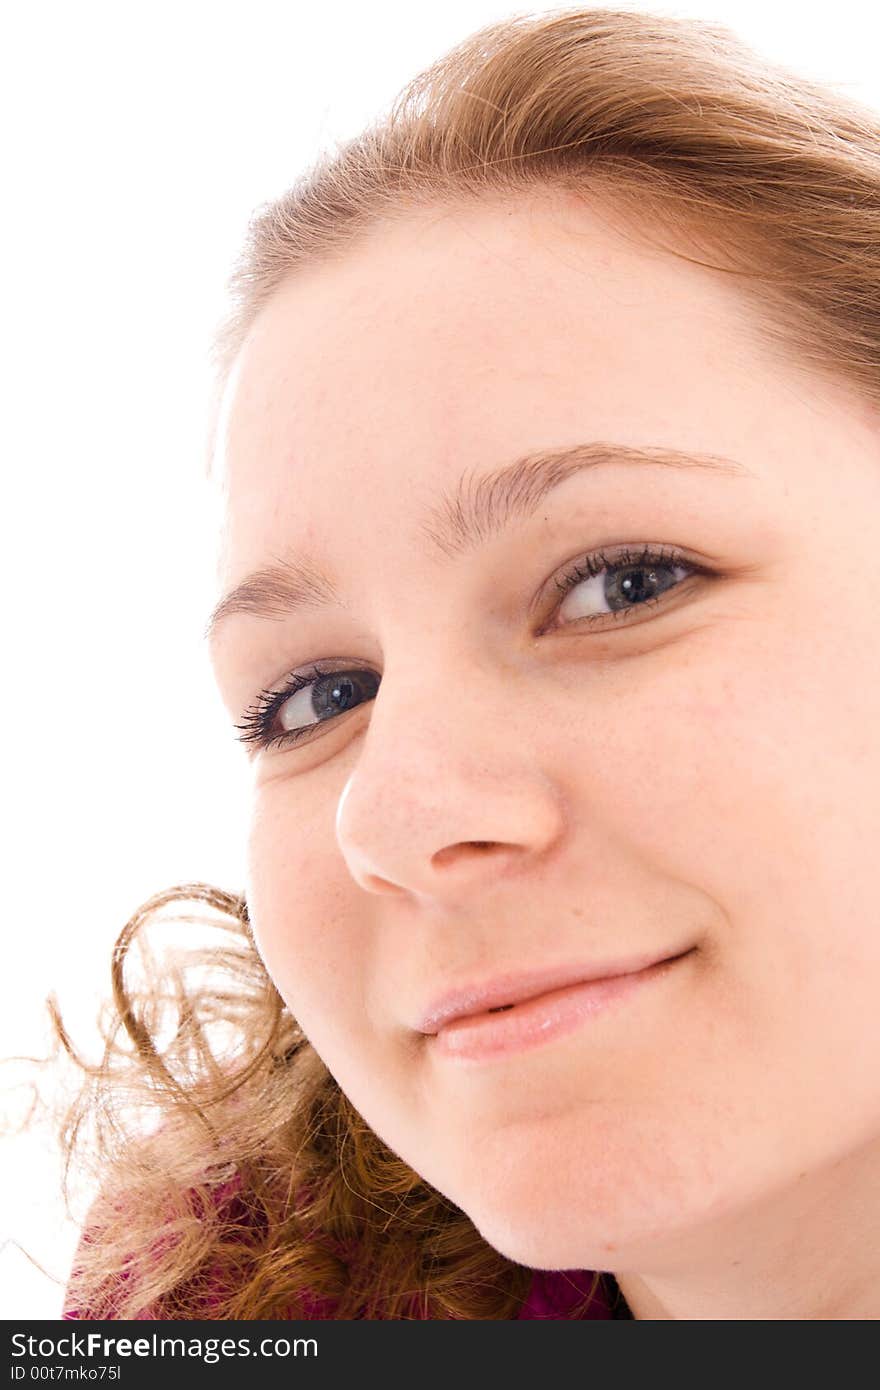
[[419, 948, 695, 1063], [418, 949, 692, 1033]]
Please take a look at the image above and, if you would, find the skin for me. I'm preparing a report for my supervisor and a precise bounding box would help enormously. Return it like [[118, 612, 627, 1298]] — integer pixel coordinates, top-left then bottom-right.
[[207, 188, 880, 1319]]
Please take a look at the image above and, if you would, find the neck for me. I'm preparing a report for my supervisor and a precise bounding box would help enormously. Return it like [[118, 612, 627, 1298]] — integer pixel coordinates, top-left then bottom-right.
[[613, 1134, 880, 1320]]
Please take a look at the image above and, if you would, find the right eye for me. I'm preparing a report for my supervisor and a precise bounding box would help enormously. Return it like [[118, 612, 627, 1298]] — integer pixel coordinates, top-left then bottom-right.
[[234, 664, 381, 752]]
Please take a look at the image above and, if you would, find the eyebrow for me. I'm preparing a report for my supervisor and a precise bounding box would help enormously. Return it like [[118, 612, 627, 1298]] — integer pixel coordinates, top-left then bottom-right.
[[203, 441, 753, 644]]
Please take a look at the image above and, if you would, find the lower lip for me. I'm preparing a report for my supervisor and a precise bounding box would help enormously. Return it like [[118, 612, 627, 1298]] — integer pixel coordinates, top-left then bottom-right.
[[429, 952, 692, 1063]]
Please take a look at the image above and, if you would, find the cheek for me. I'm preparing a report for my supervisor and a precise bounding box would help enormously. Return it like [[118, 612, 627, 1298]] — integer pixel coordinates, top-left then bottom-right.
[[548, 608, 880, 1155], [623, 614, 880, 1033], [243, 795, 368, 1049], [605, 607, 880, 894], [243, 806, 424, 1170]]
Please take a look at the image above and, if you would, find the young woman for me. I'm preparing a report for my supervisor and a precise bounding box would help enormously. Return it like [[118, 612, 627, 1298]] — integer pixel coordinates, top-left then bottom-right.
[[59, 7, 880, 1319]]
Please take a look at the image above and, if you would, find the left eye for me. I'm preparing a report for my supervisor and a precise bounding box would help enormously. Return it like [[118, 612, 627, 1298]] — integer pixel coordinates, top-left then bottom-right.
[[276, 669, 379, 736], [553, 544, 697, 627]]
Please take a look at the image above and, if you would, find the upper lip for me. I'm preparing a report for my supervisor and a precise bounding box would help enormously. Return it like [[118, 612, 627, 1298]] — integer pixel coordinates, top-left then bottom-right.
[[417, 947, 692, 1035]]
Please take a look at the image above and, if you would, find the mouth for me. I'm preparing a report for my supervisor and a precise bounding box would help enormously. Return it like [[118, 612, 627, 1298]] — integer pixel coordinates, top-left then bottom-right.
[[423, 947, 696, 1063]]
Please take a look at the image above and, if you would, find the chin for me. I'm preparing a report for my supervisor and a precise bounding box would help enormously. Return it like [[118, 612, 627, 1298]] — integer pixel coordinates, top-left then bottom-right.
[[462, 1186, 613, 1269], [435, 1159, 624, 1272], [436, 1145, 689, 1273]]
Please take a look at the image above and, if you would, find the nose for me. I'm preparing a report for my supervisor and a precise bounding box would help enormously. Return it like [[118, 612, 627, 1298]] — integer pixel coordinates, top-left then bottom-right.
[[334, 656, 566, 907]]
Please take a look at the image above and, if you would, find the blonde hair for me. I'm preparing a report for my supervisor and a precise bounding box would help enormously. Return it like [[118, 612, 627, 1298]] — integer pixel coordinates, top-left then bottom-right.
[[55, 7, 880, 1318]]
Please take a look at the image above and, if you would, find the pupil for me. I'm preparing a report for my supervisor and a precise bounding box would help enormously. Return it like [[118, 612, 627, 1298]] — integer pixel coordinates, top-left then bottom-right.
[[330, 678, 355, 711], [616, 565, 662, 606], [312, 669, 381, 722]]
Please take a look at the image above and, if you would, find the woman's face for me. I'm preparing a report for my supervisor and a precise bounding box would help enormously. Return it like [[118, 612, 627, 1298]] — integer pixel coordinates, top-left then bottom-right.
[[207, 190, 880, 1271]]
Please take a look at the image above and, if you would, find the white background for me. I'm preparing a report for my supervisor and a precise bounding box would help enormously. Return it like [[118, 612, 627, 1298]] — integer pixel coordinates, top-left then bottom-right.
[[2, 0, 878, 1320]]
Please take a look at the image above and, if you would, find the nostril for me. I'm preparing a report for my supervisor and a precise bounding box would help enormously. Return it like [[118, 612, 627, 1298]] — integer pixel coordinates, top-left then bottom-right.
[[433, 840, 499, 869]]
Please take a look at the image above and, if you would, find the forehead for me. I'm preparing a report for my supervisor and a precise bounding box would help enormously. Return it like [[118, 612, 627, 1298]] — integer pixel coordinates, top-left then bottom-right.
[[212, 191, 777, 581]]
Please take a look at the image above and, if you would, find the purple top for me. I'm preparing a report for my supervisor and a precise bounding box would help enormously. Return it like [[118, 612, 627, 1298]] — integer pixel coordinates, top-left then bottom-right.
[[63, 1175, 629, 1320], [64, 1268, 622, 1320], [518, 1269, 622, 1319], [289, 1266, 621, 1320]]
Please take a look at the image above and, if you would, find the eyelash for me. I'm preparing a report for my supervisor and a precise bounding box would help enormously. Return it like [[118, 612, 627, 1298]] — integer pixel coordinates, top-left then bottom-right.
[[233, 543, 702, 753]]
